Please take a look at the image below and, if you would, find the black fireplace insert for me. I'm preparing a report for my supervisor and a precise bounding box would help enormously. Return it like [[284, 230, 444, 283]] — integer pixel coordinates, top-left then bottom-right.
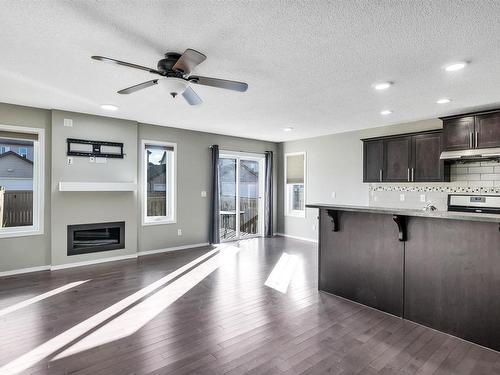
[[67, 221, 125, 256]]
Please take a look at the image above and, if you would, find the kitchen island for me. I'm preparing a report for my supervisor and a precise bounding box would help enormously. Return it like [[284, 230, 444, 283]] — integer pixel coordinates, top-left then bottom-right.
[[307, 203, 500, 352]]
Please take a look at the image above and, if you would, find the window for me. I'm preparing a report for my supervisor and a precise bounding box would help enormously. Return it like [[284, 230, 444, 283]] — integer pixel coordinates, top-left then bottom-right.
[[18, 147, 28, 158], [285, 152, 306, 217], [142, 140, 176, 225], [0, 126, 44, 238]]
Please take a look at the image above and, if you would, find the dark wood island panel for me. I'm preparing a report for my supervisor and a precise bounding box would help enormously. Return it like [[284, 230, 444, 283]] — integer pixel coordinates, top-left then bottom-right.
[[319, 209, 404, 317], [312, 204, 500, 352], [405, 217, 500, 351]]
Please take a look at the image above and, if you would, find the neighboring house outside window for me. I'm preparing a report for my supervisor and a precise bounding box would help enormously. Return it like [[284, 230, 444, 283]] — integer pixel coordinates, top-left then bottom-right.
[[142, 140, 176, 225], [19, 147, 28, 158], [0, 127, 44, 237], [285, 152, 306, 217]]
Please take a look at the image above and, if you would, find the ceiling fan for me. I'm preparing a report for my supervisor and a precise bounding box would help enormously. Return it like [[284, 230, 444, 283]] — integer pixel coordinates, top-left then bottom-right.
[[91, 49, 248, 105]]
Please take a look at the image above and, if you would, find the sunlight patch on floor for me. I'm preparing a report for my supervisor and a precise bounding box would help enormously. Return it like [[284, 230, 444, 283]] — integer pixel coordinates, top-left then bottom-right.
[[264, 252, 299, 293], [0, 280, 90, 318], [0, 246, 239, 375]]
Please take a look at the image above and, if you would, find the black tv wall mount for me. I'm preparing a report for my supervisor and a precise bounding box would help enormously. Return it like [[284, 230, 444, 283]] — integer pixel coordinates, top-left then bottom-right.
[[67, 138, 124, 158]]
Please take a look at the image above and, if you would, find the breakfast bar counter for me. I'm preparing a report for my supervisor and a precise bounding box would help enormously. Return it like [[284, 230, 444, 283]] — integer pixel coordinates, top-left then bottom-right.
[[307, 203, 500, 352]]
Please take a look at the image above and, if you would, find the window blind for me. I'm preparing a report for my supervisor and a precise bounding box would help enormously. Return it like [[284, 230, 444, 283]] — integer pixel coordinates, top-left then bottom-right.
[[0, 131, 38, 141], [286, 154, 304, 184]]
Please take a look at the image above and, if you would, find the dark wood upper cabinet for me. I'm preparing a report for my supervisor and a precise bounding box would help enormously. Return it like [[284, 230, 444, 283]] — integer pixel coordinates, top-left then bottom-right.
[[384, 136, 412, 182], [412, 132, 445, 182], [442, 116, 474, 151], [475, 112, 500, 149], [442, 109, 500, 150], [363, 140, 383, 182], [362, 130, 449, 183]]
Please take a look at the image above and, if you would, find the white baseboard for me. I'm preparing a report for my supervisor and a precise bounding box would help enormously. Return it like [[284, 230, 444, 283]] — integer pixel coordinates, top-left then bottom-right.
[[138, 243, 210, 257], [50, 253, 138, 271], [0, 265, 51, 278], [275, 233, 318, 244]]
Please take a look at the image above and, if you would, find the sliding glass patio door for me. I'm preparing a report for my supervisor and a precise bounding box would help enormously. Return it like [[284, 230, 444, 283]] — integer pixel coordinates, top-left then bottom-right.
[[219, 152, 265, 242]]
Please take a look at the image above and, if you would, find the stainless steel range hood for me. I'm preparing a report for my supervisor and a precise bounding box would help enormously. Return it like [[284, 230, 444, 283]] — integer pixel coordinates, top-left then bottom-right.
[[440, 147, 500, 161]]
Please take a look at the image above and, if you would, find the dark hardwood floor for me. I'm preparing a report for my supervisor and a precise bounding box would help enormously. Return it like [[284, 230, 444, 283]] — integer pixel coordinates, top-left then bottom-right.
[[0, 237, 499, 374]]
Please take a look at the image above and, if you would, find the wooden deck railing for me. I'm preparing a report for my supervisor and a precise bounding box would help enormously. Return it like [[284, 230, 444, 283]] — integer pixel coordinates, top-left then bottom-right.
[[0, 190, 33, 227]]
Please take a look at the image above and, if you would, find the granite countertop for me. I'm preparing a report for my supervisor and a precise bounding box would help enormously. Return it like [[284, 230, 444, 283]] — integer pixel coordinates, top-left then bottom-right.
[[306, 203, 500, 223]]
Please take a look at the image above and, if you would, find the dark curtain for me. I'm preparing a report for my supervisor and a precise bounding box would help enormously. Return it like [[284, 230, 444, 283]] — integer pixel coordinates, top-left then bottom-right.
[[264, 151, 274, 237], [209, 145, 220, 244]]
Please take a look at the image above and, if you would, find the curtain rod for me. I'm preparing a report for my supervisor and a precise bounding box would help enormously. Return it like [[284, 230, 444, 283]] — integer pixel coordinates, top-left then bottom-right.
[[208, 146, 273, 154]]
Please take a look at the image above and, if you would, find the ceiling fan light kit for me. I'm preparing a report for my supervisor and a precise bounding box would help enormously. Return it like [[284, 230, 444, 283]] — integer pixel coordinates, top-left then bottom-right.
[[91, 49, 248, 105]]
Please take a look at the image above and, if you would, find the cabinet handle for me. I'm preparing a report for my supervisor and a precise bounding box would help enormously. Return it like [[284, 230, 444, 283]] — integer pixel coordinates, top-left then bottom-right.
[[412, 168, 415, 182], [470, 132, 473, 148], [475, 131, 479, 148], [407, 168, 410, 182], [379, 169, 382, 182]]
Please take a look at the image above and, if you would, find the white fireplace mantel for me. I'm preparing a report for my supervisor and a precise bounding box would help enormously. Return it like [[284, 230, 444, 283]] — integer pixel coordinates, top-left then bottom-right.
[[58, 182, 137, 192]]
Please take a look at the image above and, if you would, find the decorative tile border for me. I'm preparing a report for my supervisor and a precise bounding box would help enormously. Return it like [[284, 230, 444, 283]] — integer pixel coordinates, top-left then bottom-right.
[[369, 184, 500, 194]]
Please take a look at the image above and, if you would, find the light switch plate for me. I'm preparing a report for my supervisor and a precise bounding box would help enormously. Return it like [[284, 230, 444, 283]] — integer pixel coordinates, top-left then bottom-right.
[[95, 157, 107, 164], [331, 191, 336, 199], [67, 157, 73, 165], [177, 229, 182, 236], [201, 191, 207, 197], [400, 194, 405, 202], [63, 118, 73, 127], [420, 194, 426, 202]]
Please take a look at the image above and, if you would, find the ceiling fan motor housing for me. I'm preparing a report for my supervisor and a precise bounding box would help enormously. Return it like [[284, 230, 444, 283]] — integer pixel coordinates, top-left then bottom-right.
[[157, 52, 183, 75]]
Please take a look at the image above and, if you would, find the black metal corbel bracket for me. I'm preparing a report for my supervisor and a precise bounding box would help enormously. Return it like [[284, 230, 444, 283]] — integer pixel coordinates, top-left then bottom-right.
[[393, 215, 407, 242], [326, 210, 339, 232]]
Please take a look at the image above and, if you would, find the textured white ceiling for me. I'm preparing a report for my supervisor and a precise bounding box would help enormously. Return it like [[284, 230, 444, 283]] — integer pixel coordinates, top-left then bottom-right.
[[1, 1, 500, 142]]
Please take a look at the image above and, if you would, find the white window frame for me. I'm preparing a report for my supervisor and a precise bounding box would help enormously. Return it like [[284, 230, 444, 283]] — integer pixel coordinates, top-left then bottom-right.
[[141, 139, 177, 226], [284, 151, 306, 218], [0, 124, 44, 238], [19, 147, 28, 158], [0, 146, 10, 154]]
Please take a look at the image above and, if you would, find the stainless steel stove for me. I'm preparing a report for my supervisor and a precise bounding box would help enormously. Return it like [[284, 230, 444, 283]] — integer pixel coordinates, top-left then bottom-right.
[[448, 194, 500, 214]]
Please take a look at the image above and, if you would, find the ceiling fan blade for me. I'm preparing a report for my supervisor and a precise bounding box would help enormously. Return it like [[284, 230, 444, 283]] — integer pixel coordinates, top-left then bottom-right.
[[182, 86, 203, 105], [188, 75, 248, 92], [92, 56, 160, 74], [172, 49, 206, 75], [118, 79, 158, 94]]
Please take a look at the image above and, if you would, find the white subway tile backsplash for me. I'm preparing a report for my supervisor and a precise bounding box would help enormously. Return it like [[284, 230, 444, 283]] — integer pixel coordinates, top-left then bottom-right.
[[451, 166, 468, 174], [469, 181, 494, 187], [468, 166, 494, 174], [496, 181, 500, 187], [480, 161, 500, 166], [495, 166, 500, 173], [480, 173, 500, 180], [451, 174, 481, 181]]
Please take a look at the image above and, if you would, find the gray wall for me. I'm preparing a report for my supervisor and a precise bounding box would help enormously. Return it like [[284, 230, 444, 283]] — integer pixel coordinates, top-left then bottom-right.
[[0, 102, 279, 273], [50, 110, 138, 266], [138, 123, 278, 252], [278, 119, 441, 241], [0, 103, 52, 272]]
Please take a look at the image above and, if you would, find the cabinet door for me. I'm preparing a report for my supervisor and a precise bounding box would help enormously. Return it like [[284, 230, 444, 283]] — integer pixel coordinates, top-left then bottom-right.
[[412, 132, 447, 182], [384, 136, 412, 182], [442, 117, 475, 151], [363, 140, 384, 182], [475, 112, 500, 149]]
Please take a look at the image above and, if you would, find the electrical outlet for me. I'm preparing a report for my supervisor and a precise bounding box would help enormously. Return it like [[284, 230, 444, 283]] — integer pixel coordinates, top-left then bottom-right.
[[400, 194, 405, 202], [373, 196, 378, 202], [312, 224, 317, 231], [177, 229, 182, 236], [67, 157, 73, 165], [201, 191, 207, 197], [420, 194, 426, 202], [95, 157, 107, 164], [63, 118, 73, 127], [331, 191, 336, 199]]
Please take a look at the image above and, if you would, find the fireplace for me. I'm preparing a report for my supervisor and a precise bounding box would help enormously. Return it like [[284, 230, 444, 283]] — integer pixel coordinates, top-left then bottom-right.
[[67, 222, 125, 256]]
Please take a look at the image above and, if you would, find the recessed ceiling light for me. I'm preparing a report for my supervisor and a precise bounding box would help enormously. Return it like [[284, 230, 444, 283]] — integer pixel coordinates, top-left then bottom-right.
[[373, 82, 392, 90], [283, 127, 293, 132], [444, 62, 467, 72], [101, 104, 118, 111], [380, 110, 393, 116], [436, 98, 451, 104]]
